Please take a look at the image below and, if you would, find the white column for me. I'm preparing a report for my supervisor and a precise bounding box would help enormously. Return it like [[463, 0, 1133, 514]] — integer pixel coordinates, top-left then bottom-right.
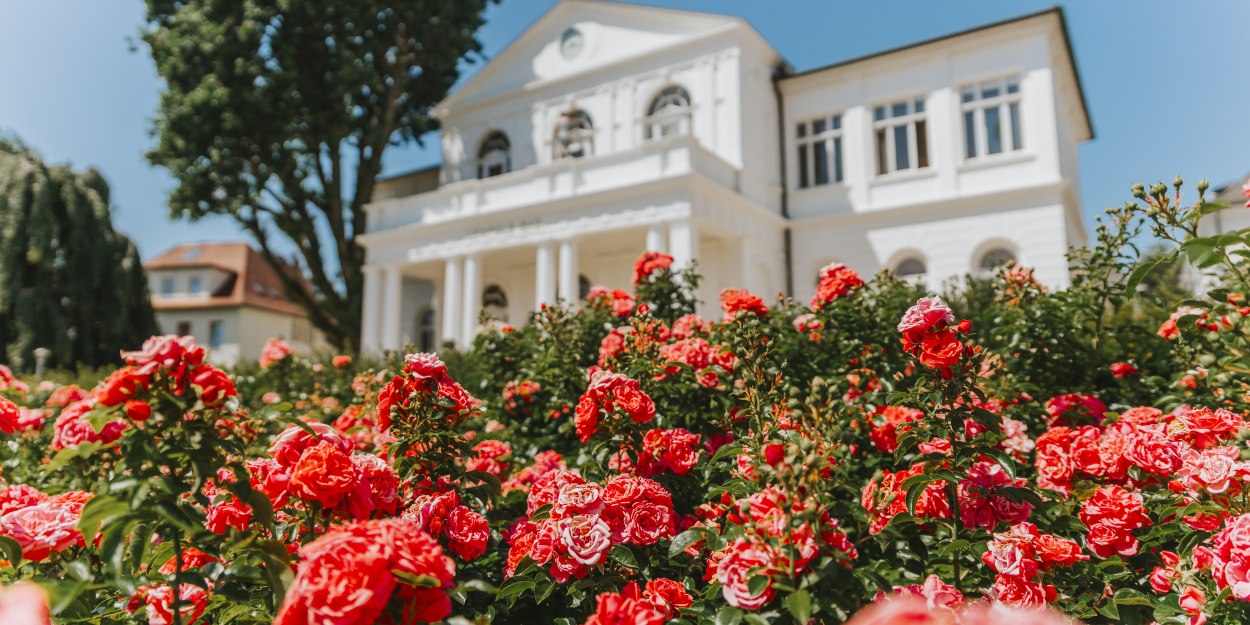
[[557, 239, 579, 303], [441, 257, 462, 349], [460, 253, 482, 347], [535, 243, 555, 308], [668, 220, 699, 271], [361, 265, 382, 354], [645, 225, 666, 254], [381, 265, 403, 351]]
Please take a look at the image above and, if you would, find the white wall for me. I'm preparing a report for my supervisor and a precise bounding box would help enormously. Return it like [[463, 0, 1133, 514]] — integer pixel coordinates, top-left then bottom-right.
[[155, 307, 324, 366]]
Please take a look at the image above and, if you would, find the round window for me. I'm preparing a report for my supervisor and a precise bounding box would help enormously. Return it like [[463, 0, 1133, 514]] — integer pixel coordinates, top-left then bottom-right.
[[560, 27, 585, 59]]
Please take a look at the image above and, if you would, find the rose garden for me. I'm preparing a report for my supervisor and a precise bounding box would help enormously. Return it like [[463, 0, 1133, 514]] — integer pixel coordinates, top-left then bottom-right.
[[2, 178, 1250, 625]]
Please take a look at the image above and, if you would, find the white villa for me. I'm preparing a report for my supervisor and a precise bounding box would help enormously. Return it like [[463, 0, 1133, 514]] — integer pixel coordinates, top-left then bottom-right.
[[359, 1, 1093, 352]]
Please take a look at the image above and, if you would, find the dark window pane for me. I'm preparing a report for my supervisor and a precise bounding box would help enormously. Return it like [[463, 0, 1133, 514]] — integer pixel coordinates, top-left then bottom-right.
[[964, 111, 977, 158], [832, 115, 842, 130], [891, 102, 907, 118], [813, 118, 826, 134], [914, 98, 924, 113], [875, 129, 887, 175], [1007, 80, 1020, 94], [873, 106, 886, 122], [814, 139, 829, 185], [796, 123, 806, 138], [1009, 102, 1021, 150], [833, 136, 843, 182], [985, 106, 1002, 155], [893, 125, 909, 170], [961, 89, 975, 103], [797, 144, 809, 188], [981, 85, 1000, 99], [916, 120, 929, 168]]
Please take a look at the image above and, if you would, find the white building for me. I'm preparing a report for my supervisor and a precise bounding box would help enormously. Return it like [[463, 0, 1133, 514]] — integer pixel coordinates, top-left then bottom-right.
[[145, 242, 327, 365], [359, 1, 1092, 352]]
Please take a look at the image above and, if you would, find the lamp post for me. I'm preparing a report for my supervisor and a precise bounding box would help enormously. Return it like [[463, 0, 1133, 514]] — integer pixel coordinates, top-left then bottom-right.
[[33, 348, 50, 378]]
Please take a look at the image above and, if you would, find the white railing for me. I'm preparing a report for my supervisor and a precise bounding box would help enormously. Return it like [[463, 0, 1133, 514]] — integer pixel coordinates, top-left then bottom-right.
[[366, 134, 738, 232]]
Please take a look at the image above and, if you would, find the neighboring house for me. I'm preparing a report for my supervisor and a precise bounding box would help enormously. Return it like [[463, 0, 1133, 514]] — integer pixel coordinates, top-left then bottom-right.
[[359, 1, 1093, 352], [1187, 173, 1250, 290], [145, 242, 325, 366]]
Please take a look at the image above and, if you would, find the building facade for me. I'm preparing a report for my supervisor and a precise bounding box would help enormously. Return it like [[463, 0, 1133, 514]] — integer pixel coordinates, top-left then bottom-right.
[[359, 1, 1092, 352], [145, 242, 326, 366]]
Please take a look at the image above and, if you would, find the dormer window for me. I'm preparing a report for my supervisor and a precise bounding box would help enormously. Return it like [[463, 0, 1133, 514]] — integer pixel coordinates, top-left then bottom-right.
[[645, 86, 691, 140], [553, 110, 594, 159], [477, 131, 511, 178]]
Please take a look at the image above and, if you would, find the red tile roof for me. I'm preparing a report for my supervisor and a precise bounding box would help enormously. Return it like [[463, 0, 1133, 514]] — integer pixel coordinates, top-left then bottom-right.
[[145, 242, 308, 317]]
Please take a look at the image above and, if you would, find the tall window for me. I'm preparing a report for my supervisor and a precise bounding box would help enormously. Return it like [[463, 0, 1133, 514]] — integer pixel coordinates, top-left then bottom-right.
[[645, 86, 691, 139], [962, 77, 1022, 159], [161, 277, 175, 296], [188, 275, 203, 294], [553, 110, 594, 159], [176, 321, 192, 337], [415, 308, 436, 351], [978, 247, 1017, 275], [873, 97, 929, 176], [795, 114, 843, 189], [477, 131, 511, 178], [482, 284, 509, 322], [208, 320, 224, 349]]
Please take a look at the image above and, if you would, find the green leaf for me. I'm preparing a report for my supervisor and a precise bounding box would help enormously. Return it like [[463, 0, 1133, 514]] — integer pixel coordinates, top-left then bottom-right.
[[747, 575, 769, 596], [609, 544, 638, 570], [462, 470, 503, 497], [0, 535, 22, 566], [1125, 255, 1170, 293], [669, 527, 709, 560], [784, 589, 811, 623], [496, 578, 536, 602], [715, 605, 743, 625]]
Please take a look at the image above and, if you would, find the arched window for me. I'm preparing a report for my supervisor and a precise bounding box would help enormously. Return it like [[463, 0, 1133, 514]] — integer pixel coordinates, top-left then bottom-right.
[[646, 86, 691, 139], [554, 110, 594, 159], [978, 247, 1017, 275], [578, 274, 592, 300], [415, 308, 436, 351], [895, 257, 927, 282], [482, 284, 509, 322], [477, 131, 511, 178]]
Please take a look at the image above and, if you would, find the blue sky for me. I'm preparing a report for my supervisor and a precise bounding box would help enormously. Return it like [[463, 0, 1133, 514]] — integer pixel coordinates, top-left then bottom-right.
[[1, 1, 1246, 259]]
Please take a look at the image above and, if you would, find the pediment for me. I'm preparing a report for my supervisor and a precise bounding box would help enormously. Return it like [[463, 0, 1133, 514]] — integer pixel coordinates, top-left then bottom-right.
[[441, 0, 743, 112]]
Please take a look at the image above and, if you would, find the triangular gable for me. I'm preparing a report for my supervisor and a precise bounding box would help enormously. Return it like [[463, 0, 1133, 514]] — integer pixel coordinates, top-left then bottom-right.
[[441, 0, 746, 111]]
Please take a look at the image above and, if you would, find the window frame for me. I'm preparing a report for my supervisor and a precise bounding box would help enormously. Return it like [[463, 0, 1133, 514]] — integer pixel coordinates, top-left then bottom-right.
[[960, 76, 1023, 160], [794, 114, 844, 190], [208, 319, 224, 349], [476, 130, 512, 179], [645, 86, 693, 140], [553, 110, 595, 160], [872, 96, 929, 177]]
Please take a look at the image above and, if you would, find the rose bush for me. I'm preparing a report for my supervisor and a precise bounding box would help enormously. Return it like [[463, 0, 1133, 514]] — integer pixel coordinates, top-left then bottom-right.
[[2, 176, 1250, 624]]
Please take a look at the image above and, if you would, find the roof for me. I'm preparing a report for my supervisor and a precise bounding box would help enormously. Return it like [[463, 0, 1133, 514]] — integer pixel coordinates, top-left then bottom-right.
[[782, 7, 1093, 142], [144, 242, 308, 317], [1215, 173, 1249, 205]]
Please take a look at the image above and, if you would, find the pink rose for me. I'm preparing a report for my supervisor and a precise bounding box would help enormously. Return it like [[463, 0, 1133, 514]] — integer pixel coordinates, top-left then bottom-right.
[[560, 514, 611, 566]]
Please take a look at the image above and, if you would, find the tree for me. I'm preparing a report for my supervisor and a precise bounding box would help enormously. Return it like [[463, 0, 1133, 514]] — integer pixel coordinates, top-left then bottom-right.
[[0, 137, 158, 372], [142, 0, 496, 351]]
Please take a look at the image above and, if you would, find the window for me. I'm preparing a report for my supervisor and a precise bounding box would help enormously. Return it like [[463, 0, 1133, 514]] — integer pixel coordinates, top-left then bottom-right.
[[553, 110, 594, 159], [978, 247, 1017, 275], [176, 321, 192, 337], [161, 277, 175, 296], [482, 284, 509, 322], [578, 274, 592, 300], [795, 114, 843, 189], [416, 308, 436, 351], [895, 257, 927, 283], [873, 97, 929, 176], [182, 247, 202, 260], [962, 77, 1022, 159], [645, 86, 692, 139], [188, 275, 203, 294], [208, 320, 224, 349], [477, 131, 511, 178], [292, 318, 313, 344]]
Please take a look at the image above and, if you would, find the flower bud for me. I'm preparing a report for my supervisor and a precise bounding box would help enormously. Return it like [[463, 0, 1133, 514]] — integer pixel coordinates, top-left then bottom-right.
[[1197, 178, 1209, 193], [1173, 175, 1183, 189], [1131, 183, 1146, 198]]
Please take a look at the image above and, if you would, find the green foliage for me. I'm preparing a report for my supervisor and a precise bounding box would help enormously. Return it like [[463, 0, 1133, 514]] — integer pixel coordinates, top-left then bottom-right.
[[141, 0, 497, 351], [0, 138, 157, 372]]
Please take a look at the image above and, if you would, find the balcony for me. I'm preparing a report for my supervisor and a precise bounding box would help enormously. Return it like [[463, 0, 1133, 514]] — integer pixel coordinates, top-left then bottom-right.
[[365, 134, 740, 232]]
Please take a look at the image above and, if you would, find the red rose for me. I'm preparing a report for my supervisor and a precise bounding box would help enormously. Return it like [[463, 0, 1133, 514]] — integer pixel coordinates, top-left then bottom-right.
[[290, 445, 358, 509], [626, 501, 675, 546], [94, 366, 150, 407], [991, 573, 1054, 607], [612, 381, 655, 423], [191, 365, 237, 408], [445, 506, 489, 561], [644, 578, 693, 612], [0, 396, 18, 435], [124, 400, 151, 422], [918, 329, 962, 369], [332, 354, 352, 368], [574, 396, 600, 443], [559, 514, 612, 566], [715, 540, 777, 610], [205, 497, 252, 535]]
